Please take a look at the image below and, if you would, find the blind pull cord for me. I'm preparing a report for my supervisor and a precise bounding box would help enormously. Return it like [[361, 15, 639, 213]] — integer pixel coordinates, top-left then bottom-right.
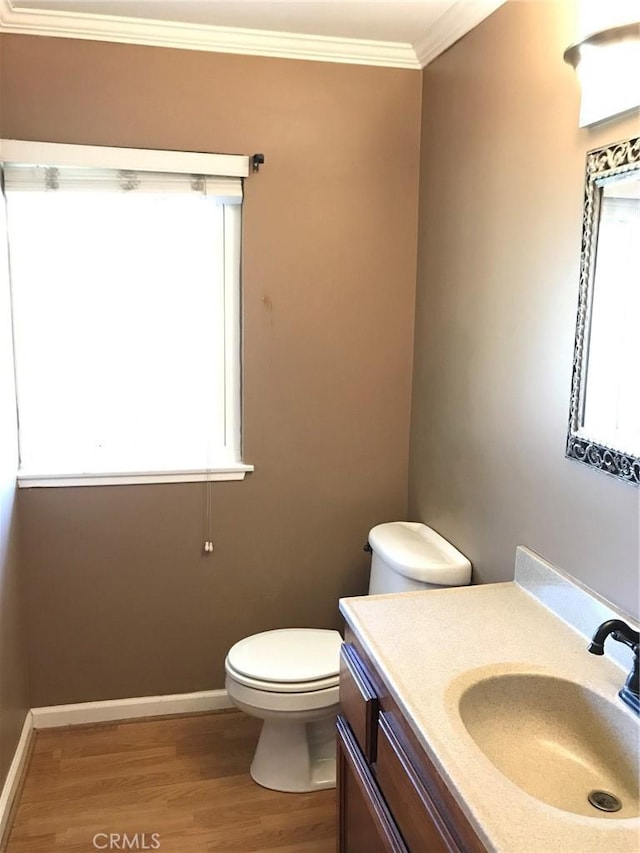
[[203, 477, 214, 555]]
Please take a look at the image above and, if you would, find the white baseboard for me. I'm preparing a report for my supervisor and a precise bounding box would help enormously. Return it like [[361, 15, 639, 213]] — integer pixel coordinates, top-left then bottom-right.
[[0, 711, 34, 850], [31, 688, 233, 729]]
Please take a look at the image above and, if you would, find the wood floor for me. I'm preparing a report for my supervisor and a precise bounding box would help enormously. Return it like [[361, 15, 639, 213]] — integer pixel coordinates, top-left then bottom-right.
[[5, 710, 336, 853]]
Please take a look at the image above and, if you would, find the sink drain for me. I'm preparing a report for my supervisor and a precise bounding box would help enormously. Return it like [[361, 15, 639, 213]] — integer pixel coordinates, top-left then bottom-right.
[[588, 790, 622, 813]]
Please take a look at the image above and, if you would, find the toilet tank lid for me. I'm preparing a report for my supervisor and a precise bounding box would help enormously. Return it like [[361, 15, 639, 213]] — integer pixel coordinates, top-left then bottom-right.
[[368, 522, 471, 586]]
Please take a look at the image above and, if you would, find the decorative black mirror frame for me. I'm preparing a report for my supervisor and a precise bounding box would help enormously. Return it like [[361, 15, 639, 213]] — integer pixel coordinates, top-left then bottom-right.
[[566, 136, 640, 485]]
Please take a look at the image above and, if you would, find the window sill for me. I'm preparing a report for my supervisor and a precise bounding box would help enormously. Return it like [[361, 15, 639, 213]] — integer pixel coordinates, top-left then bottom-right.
[[17, 464, 254, 488]]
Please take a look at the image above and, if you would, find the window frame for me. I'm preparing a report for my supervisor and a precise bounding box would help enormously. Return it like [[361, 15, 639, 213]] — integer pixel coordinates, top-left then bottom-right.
[[1, 139, 253, 488]]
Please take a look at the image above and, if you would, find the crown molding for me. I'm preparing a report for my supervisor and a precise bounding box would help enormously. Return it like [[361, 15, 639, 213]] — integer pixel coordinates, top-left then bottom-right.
[[0, 0, 506, 69], [414, 0, 506, 67], [0, 0, 421, 69]]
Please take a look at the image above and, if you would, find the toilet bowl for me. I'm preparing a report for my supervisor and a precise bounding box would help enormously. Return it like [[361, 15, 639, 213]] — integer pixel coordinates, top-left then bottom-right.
[[224, 628, 342, 793], [225, 522, 471, 792]]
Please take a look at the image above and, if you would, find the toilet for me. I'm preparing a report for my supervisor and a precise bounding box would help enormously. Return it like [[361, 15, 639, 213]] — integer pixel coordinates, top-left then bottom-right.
[[224, 521, 471, 792]]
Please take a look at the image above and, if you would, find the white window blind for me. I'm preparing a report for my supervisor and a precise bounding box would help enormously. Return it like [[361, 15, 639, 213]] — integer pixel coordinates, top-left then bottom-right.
[[3, 157, 249, 484]]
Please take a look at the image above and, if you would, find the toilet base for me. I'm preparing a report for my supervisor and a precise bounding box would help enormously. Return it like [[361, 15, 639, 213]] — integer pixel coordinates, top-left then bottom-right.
[[250, 716, 337, 793]]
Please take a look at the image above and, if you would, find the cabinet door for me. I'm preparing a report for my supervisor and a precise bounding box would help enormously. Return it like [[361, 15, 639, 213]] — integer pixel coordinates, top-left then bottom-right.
[[337, 715, 407, 853], [375, 713, 459, 853]]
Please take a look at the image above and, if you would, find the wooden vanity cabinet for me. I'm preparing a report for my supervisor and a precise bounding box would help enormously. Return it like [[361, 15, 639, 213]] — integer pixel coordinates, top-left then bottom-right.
[[338, 627, 486, 853]]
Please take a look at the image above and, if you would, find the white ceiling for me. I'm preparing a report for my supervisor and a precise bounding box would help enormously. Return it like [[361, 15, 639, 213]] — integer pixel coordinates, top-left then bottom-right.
[[0, 0, 507, 67]]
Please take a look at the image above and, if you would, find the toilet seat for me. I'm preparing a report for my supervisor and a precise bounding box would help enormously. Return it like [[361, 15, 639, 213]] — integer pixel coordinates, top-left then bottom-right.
[[226, 661, 339, 693], [225, 628, 341, 694], [226, 675, 340, 713]]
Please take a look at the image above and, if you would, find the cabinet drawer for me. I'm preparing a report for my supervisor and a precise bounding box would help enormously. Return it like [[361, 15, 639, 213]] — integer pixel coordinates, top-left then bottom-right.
[[339, 643, 378, 762], [376, 713, 460, 853], [337, 715, 408, 853]]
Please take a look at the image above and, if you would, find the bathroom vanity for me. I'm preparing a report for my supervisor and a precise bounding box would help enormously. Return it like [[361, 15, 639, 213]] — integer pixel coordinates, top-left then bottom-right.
[[338, 632, 485, 851], [338, 547, 640, 852]]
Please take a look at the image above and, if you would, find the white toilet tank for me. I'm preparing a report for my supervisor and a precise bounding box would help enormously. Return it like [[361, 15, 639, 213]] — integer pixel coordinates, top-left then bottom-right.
[[368, 521, 471, 594]]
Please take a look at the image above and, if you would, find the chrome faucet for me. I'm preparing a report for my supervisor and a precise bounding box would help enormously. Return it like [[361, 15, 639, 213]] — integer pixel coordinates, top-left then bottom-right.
[[588, 619, 639, 715]]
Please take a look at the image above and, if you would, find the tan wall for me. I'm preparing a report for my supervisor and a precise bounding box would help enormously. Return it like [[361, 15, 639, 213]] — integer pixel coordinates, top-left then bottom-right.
[[410, 0, 640, 617], [0, 153, 29, 784], [0, 35, 422, 705], [6, 0, 636, 712]]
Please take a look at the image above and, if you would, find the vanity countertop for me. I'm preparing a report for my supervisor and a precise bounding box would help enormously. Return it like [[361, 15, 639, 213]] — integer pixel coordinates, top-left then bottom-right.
[[339, 552, 640, 853]]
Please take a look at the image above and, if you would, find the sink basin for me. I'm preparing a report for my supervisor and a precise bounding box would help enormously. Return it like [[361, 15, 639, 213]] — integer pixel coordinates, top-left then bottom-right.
[[458, 672, 640, 818]]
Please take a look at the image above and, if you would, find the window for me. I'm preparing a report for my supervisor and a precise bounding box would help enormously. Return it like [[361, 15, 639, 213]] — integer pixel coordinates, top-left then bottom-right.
[[1, 140, 253, 486]]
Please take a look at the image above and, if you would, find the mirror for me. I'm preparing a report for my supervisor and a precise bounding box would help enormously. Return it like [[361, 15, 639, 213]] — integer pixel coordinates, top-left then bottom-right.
[[566, 136, 640, 485]]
